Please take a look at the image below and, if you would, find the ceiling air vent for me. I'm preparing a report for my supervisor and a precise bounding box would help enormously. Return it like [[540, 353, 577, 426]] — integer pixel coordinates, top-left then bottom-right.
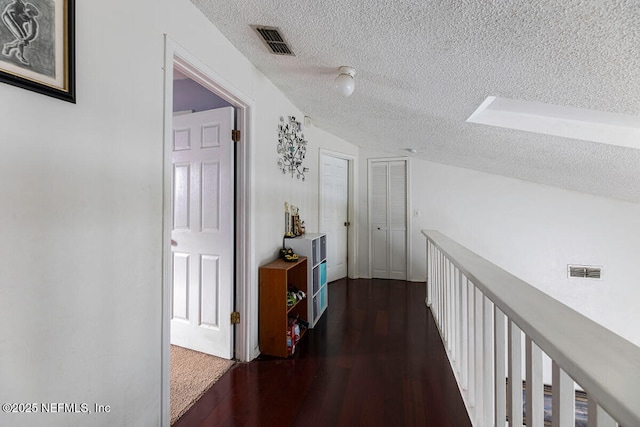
[[568, 265, 602, 279], [251, 25, 295, 56]]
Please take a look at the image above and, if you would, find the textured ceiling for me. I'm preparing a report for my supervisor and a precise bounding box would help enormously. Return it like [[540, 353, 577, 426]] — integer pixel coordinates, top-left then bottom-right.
[[191, 0, 640, 203]]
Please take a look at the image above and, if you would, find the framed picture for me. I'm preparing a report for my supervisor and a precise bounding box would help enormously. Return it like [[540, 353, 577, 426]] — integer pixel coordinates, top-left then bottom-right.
[[0, 0, 75, 102]]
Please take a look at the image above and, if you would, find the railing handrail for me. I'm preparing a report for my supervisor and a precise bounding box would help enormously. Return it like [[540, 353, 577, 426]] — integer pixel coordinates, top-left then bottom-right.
[[422, 229, 640, 427]]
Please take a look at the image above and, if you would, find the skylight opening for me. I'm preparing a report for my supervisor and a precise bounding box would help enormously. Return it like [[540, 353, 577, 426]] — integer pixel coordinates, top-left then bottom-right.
[[466, 96, 640, 149]]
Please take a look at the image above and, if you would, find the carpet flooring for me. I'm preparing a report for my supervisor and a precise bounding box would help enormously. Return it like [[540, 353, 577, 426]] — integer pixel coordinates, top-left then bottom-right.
[[170, 345, 234, 425]]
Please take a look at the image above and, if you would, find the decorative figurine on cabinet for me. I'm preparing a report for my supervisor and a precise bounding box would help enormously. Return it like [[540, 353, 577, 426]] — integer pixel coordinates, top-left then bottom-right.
[[284, 201, 306, 237], [284, 202, 294, 237], [291, 204, 299, 236]]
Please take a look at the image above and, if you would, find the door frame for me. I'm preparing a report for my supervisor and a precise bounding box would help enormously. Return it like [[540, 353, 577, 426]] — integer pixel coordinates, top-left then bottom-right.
[[318, 149, 358, 279], [161, 36, 254, 426], [367, 157, 411, 280]]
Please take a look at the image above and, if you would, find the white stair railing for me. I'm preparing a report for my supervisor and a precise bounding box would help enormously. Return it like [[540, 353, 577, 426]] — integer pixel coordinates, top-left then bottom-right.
[[423, 230, 640, 427]]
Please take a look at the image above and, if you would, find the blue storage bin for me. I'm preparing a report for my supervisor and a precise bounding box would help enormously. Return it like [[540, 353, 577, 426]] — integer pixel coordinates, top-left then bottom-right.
[[320, 261, 327, 286]]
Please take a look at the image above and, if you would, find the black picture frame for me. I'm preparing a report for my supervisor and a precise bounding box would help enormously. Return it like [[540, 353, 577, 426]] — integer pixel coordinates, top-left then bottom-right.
[[0, 0, 75, 103]]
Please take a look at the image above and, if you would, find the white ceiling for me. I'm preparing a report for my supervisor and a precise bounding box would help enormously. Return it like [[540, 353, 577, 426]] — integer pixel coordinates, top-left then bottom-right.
[[191, 0, 640, 203]]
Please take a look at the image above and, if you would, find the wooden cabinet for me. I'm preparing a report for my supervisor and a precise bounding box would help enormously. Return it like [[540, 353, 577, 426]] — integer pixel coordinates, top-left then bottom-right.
[[285, 233, 328, 328], [259, 257, 308, 358]]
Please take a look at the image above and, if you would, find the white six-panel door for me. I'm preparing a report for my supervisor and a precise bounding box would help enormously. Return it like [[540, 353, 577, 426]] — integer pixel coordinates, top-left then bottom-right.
[[170, 107, 234, 359], [369, 159, 407, 280], [320, 155, 349, 282]]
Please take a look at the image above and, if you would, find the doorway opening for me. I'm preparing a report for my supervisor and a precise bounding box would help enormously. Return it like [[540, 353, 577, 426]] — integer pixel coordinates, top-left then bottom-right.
[[161, 38, 253, 426]]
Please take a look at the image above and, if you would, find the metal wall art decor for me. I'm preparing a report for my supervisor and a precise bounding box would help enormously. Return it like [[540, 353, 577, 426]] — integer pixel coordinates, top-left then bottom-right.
[[277, 115, 308, 181], [0, 0, 75, 103]]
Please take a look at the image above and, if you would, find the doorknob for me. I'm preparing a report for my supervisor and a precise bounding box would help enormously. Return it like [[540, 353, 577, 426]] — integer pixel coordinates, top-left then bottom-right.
[[171, 239, 178, 247], [344, 221, 351, 226]]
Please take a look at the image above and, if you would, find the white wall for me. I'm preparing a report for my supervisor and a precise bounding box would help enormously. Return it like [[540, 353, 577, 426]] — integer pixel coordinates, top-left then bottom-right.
[[0, 1, 357, 426], [0, 1, 166, 426], [358, 148, 640, 347], [250, 106, 358, 357]]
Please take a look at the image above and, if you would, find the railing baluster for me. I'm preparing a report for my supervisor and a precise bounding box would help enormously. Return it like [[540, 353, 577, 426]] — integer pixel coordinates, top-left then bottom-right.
[[440, 251, 443, 322], [442, 256, 447, 341], [447, 263, 455, 354], [445, 258, 451, 351], [451, 263, 456, 358], [483, 296, 495, 426], [449, 261, 455, 354], [432, 249, 440, 327], [442, 256, 447, 342], [433, 249, 437, 319], [588, 399, 618, 427], [456, 268, 463, 378], [474, 286, 484, 423], [508, 321, 523, 427], [494, 307, 506, 427], [552, 361, 574, 427], [526, 337, 544, 426], [432, 249, 437, 315], [461, 272, 468, 391], [426, 241, 431, 307], [438, 249, 443, 327], [440, 250, 445, 330], [451, 264, 458, 367], [467, 278, 476, 410]]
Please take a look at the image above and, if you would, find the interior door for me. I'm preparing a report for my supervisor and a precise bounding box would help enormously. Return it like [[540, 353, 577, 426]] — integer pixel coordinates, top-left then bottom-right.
[[170, 107, 234, 359], [320, 155, 349, 282], [370, 159, 407, 280]]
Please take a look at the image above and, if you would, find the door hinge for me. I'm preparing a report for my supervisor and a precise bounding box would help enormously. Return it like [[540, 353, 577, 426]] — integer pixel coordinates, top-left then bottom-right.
[[231, 311, 240, 324], [231, 129, 241, 142]]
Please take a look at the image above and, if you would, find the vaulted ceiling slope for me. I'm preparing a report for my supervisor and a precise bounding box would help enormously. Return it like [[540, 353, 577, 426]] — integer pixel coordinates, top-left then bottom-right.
[[192, 0, 640, 203]]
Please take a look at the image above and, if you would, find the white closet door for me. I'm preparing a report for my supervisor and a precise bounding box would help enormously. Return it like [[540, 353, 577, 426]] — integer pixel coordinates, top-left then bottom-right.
[[388, 161, 407, 280], [371, 162, 389, 278], [369, 159, 407, 280]]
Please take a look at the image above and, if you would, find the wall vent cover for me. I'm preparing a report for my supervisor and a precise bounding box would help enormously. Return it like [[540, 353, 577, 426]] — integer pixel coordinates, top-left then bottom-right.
[[251, 25, 295, 56], [568, 265, 602, 279]]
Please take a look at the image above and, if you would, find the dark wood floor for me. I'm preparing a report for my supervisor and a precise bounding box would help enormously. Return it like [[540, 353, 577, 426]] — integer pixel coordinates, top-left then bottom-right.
[[174, 278, 471, 427]]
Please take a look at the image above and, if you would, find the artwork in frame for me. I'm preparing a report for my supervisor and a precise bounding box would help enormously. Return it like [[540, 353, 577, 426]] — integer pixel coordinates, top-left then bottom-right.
[[0, 0, 75, 102]]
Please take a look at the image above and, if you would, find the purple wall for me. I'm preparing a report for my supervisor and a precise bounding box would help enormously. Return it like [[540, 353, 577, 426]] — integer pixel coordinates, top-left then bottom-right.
[[173, 78, 232, 113]]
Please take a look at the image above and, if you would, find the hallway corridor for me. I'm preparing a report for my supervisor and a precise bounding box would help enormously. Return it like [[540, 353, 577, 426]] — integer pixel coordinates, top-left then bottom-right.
[[174, 278, 471, 427]]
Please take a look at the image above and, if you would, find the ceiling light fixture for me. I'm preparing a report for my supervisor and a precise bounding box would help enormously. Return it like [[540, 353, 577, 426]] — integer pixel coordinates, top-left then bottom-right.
[[334, 66, 356, 97]]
